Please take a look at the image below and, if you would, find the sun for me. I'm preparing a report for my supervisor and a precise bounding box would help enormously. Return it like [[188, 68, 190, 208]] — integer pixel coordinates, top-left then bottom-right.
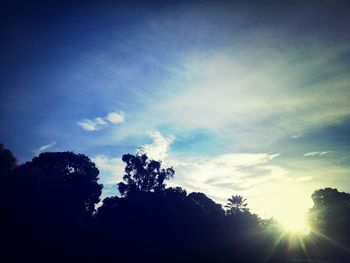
[[279, 216, 311, 235], [263, 193, 313, 236]]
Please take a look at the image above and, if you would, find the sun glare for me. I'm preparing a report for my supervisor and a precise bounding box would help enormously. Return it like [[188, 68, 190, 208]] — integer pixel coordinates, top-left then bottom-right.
[[279, 217, 311, 235], [263, 193, 313, 236]]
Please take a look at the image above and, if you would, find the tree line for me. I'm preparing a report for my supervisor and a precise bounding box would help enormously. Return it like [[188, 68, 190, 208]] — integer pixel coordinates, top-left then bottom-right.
[[0, 144, 349, 262]]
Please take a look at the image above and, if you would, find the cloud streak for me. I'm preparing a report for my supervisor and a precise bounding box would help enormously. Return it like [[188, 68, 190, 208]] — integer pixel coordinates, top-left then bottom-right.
[[77, 111, 125, 131], [35, 142, 57, 155], [304, 151, 333, 157]]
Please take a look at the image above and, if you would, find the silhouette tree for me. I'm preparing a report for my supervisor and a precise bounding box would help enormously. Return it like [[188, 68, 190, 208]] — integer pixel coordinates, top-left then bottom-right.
[[2, 144, 349, 263], [308, 188, 350, 234], [188, 192, 224, 216], [0, 144, 17, 200], [307, 188, 350, 262], [1, 150, 104, 261], [0, 143, 17, 177], [0, 145, 18, 261], [225, 195, 249, 215], [118, 153, 174, 196], [15, 152, 102, 223]]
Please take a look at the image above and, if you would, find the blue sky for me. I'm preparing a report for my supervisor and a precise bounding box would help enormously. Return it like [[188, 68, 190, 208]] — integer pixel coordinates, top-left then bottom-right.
[[1, 1, 349, 226]]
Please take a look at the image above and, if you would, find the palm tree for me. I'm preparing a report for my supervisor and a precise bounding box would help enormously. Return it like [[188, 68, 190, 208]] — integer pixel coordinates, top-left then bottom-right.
[[225, 195, 249, 215]]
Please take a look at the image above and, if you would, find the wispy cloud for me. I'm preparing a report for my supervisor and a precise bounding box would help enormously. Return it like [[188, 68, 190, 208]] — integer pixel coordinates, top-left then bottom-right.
[[35, 142, 57, 155], [168, 153, 285, 202], [295, 176, 313, 182], [156, 42, 350, 149], [77, 111, 125, 131], [337, 155, 350, 164], [304, 151, 333, 157], [291, 133, 303, 139]]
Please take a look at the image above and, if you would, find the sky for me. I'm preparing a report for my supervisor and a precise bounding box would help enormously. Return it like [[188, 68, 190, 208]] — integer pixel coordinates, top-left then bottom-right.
[[1, 0, 349, 226]]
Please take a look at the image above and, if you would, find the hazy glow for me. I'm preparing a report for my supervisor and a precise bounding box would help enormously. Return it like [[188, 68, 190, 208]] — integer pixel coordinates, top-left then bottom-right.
[[275, 203, 311, 235], [280, 217, 311, 235]]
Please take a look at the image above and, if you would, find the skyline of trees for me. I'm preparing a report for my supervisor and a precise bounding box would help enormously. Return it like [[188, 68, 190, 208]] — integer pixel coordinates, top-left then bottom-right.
[[0, 144, 349, 262]]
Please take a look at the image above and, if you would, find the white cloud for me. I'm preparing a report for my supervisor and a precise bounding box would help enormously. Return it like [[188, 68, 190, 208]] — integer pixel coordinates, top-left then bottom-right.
[[304, 151, 333, 157], [167, 153, 285, 201], [92, 155, 126, 200], [92, 155, 125, 185], [78, 117, 108, 131], [320, 151, 333, 156], [291, 133, 303, 139], [105, 111, 125, 124], [77, 111, 125, 131], [35, 142, 56, 154], [141, 130, 174, 161], [304, 152, 320, 157]]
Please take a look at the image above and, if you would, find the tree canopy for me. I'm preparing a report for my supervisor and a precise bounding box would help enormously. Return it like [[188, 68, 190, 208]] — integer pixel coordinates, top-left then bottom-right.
[[118, 153, 175, 196], [308, 188, 350, 236], [15, 151, 102, 222], [225, 195, 249, 215]]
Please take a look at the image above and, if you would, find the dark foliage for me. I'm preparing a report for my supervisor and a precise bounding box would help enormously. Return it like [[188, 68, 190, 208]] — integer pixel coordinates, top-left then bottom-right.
[[0, 150, 102, 262], [0, 143, 17, 176], [118, 153, 175, 196], [0, 146, 349, 262], [305, 188, 350, 262]]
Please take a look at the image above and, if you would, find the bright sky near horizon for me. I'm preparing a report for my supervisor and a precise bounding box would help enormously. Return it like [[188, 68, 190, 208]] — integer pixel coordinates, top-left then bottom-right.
[[1, 1, 349, 226]]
